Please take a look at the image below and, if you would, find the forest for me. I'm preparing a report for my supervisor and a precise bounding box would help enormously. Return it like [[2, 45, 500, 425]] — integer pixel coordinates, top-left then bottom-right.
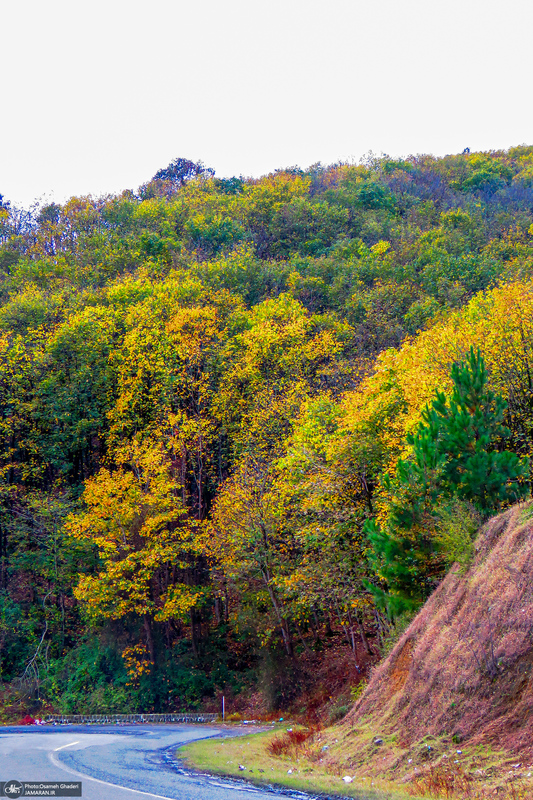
[[1, 147, 533, 716]]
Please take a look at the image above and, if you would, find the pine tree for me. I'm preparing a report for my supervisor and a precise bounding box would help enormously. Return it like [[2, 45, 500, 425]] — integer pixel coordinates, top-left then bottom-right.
[[430, 348, 528, 512], [366, 348, 529, 615]]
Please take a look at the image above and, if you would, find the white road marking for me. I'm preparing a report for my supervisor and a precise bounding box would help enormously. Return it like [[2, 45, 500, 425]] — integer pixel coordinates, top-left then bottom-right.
[[49, 749, 177, 800], [54, 741, 80, 752]]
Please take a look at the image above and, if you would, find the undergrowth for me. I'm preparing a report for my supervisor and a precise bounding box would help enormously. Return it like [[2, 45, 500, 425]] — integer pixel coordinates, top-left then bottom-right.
[[380, 610, 418, 658], [267, 726, 318, 757], [409, 763, 530, 799]]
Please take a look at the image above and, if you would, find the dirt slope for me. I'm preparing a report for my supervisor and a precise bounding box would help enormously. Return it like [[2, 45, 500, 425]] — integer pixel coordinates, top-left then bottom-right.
[[339, 503, 533, 776]]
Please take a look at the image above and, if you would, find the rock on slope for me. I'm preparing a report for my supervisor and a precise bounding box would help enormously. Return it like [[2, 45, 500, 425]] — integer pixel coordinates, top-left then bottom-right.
[[346, 503, 533, 762]]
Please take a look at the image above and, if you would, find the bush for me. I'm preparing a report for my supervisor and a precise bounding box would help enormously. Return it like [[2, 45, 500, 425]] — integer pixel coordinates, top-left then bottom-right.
[[267, 727, 316, 756], [434, 500, 480, 570]]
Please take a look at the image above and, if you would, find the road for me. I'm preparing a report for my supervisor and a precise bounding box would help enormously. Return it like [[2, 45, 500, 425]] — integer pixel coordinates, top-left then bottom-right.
[[0, 724, 321, 799]]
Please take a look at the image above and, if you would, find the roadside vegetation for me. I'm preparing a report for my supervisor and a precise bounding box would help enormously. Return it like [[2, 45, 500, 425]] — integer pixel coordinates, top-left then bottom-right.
[[181, 724, 533, 800], [180, 727, 416, 799], [176, 722, 533, 800]]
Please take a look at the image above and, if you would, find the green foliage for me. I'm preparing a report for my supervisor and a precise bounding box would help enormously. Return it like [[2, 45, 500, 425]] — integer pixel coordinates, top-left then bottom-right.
[[350, 680, 367, 702], [379, 609, 418, 658], [42, 639, 133, 713], [366, 348, 529, 615], [429, 349, 529, 511], [433, 500, 480, 571], [0, 593, 31, 680], [42, 626, 252, 713]]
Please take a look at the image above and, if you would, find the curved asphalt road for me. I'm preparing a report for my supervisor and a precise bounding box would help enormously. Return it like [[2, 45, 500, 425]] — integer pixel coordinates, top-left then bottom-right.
[[0, 725, 325, 800]]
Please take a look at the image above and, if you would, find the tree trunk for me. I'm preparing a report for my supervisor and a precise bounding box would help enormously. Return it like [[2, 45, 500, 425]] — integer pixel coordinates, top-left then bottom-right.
[[0, 518, 6, 590], [190, 608, 199, 657], [143, 614, 156, 668], [263, 569, 293, 658], [224, 585, 229, 624], [356, 611, 372, 655]]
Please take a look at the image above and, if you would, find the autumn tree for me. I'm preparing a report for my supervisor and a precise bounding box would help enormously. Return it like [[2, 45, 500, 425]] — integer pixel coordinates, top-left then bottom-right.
[[66, 437, 203, 672]]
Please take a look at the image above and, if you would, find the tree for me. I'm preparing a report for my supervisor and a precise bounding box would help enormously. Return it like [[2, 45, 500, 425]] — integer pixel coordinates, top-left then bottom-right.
[[66, 438, 203, 668], [208, 453, 296, 658], [428, 348, 529, 511], [277, 395, 375, 660], [366, 348, 529, 615], [140, 158, 214, 199]]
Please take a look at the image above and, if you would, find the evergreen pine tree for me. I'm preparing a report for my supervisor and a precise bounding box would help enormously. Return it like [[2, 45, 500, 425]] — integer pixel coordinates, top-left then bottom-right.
[[366, 347, 529, 615]]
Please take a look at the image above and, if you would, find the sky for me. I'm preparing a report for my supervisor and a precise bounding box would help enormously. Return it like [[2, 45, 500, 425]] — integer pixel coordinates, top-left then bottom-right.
[[1, 0, 532, 208]]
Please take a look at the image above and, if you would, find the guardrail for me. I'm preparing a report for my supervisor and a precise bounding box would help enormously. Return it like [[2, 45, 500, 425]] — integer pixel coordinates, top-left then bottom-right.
[[43, 712, 219, 724]]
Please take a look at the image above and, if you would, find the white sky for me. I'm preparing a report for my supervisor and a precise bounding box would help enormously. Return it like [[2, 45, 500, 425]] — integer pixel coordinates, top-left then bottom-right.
[[1, 0, 532, 208]]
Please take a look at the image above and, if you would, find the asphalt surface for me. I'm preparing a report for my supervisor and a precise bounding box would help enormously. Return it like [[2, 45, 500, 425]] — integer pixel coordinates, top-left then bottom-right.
[[0, 725, 324, 800]]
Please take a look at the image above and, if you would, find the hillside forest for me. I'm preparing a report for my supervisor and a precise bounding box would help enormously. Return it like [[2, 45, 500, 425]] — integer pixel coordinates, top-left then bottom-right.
[[1, 148, 533, 716]]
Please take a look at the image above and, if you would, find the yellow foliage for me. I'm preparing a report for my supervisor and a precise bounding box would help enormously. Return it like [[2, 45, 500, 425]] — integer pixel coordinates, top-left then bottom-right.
[[342, 279, 533, 480], [66, 437, 201, 622], [122, 643, 153, 683]]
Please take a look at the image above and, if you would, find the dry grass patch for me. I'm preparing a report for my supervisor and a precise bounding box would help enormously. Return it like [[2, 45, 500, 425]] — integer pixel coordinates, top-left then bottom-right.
[[408, 762, 532, 799]]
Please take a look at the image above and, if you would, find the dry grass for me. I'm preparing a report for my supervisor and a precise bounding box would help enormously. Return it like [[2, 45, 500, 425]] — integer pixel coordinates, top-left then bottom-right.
[[408, 763, 531, 799], [342, 503, 533, 762]]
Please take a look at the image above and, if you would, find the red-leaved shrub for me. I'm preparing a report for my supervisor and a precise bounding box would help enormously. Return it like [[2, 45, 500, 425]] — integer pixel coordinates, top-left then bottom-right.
[[267, 727, 316, 757]]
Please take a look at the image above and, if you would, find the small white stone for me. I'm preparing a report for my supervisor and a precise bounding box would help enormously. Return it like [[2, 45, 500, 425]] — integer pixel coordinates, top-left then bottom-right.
[[343, 776, 353, 783], [287, 769, 293, 774]]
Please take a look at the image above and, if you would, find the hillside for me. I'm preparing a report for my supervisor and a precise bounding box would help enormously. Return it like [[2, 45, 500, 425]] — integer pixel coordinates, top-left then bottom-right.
[[319, 503, 533, 791], [1, 147, 533, 718]]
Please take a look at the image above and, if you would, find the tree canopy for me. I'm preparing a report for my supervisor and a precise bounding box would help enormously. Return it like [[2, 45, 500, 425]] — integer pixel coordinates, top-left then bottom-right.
[[1, 147, 533, 713]]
